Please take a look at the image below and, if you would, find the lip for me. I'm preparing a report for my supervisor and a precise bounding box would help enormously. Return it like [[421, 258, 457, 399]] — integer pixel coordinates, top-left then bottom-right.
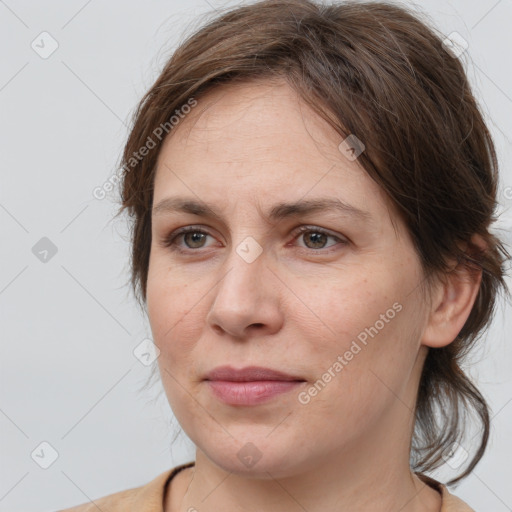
[[204, 365, 305, 382], [204, 366, 306, 406]]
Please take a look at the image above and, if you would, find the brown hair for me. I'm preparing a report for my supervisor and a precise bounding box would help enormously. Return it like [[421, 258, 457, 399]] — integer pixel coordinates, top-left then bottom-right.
[[116, 0, 510, 485]]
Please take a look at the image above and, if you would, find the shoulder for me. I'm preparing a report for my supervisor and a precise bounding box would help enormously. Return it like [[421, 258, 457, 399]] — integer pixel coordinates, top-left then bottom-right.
[[57, 462, 195, 512], [416, 473, 475, 512], [439, 485, 476, 512]]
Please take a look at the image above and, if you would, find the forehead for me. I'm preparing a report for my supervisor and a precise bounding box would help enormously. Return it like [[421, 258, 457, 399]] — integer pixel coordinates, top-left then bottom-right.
[[158, 79, 343, 165], [152, 79, 400, 231]]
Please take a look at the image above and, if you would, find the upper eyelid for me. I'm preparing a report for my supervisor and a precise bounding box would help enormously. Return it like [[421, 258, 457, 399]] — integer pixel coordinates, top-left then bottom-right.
[[170, 224, 341, 238]]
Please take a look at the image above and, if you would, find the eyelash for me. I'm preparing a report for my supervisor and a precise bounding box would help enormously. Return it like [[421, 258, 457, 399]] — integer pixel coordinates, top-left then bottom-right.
[[160, 225, 348, 255]]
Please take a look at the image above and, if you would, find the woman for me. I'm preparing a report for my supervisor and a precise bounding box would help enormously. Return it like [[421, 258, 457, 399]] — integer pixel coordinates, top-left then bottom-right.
[[60, 0, 509, 510]]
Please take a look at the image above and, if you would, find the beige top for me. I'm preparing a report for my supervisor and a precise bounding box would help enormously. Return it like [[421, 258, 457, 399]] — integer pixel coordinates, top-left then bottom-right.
[[58, 461, 475, 511]]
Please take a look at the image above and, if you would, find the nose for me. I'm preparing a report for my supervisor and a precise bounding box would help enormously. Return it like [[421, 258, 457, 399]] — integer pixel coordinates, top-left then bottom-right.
[[205, 244, 284, 339]]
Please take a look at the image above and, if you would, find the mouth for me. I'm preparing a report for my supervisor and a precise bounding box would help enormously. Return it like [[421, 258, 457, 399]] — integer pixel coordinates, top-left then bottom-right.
[[204, 365, 306, 382], [204, 365, 306, 406]]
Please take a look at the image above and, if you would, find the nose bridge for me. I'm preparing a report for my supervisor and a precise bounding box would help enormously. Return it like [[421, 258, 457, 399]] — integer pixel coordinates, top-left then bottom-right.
[[217, 234, 267, 304], [206, 234, 281, 336]]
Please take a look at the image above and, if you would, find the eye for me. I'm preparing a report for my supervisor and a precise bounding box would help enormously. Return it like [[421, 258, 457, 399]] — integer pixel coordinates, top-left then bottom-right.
[[161, 226, 214, 252], [292, 225, 347, 252], [160, 225, 348, 254]]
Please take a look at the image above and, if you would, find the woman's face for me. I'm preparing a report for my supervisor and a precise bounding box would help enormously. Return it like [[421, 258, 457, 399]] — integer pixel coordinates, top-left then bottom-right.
[[147, 79, 432, 477]]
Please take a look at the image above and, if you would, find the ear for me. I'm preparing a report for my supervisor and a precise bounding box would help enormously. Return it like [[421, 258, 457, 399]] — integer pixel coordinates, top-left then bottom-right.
[[421, 235, 485, 349]]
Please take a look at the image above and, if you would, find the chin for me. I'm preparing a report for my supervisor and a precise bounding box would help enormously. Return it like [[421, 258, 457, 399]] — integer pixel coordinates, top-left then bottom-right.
[[199, 437, 308, 478]]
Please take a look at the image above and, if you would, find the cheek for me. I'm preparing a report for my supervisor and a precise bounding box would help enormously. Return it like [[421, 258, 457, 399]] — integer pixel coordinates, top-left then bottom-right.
[[294, 265, 422, 404], [147, 269, 204, 421], [289, 269, 397, 351], [146, 260, 215, 393], [146, 261, 196, 361]]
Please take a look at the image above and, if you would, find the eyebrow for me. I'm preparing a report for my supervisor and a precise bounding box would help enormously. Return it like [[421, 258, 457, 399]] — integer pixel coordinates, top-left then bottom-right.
[[152, 196, 373, 224]]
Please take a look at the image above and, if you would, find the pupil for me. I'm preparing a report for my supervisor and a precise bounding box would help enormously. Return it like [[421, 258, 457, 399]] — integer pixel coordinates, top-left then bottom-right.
[[307, 232, 325, 248], [186, 232, 205, 247]]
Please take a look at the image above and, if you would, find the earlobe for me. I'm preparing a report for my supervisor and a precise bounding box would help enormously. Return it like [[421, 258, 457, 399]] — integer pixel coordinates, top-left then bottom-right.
[[421, 236, 486, 349]]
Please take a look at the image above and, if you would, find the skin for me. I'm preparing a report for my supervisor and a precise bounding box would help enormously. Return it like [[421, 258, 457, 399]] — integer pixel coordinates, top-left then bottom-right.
[[146, 79, 482, 512]]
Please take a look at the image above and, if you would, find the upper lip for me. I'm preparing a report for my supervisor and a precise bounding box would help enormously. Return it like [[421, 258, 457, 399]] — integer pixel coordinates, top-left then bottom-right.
[[205, 365, 305, 382]]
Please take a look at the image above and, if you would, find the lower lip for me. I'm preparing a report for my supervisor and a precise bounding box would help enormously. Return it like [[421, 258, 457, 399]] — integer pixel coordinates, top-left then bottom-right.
[[207, 380, 304, 405]]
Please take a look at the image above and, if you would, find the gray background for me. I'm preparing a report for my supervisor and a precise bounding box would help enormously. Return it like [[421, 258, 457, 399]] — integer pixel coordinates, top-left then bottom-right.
[[0, 1, 511, 511]]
